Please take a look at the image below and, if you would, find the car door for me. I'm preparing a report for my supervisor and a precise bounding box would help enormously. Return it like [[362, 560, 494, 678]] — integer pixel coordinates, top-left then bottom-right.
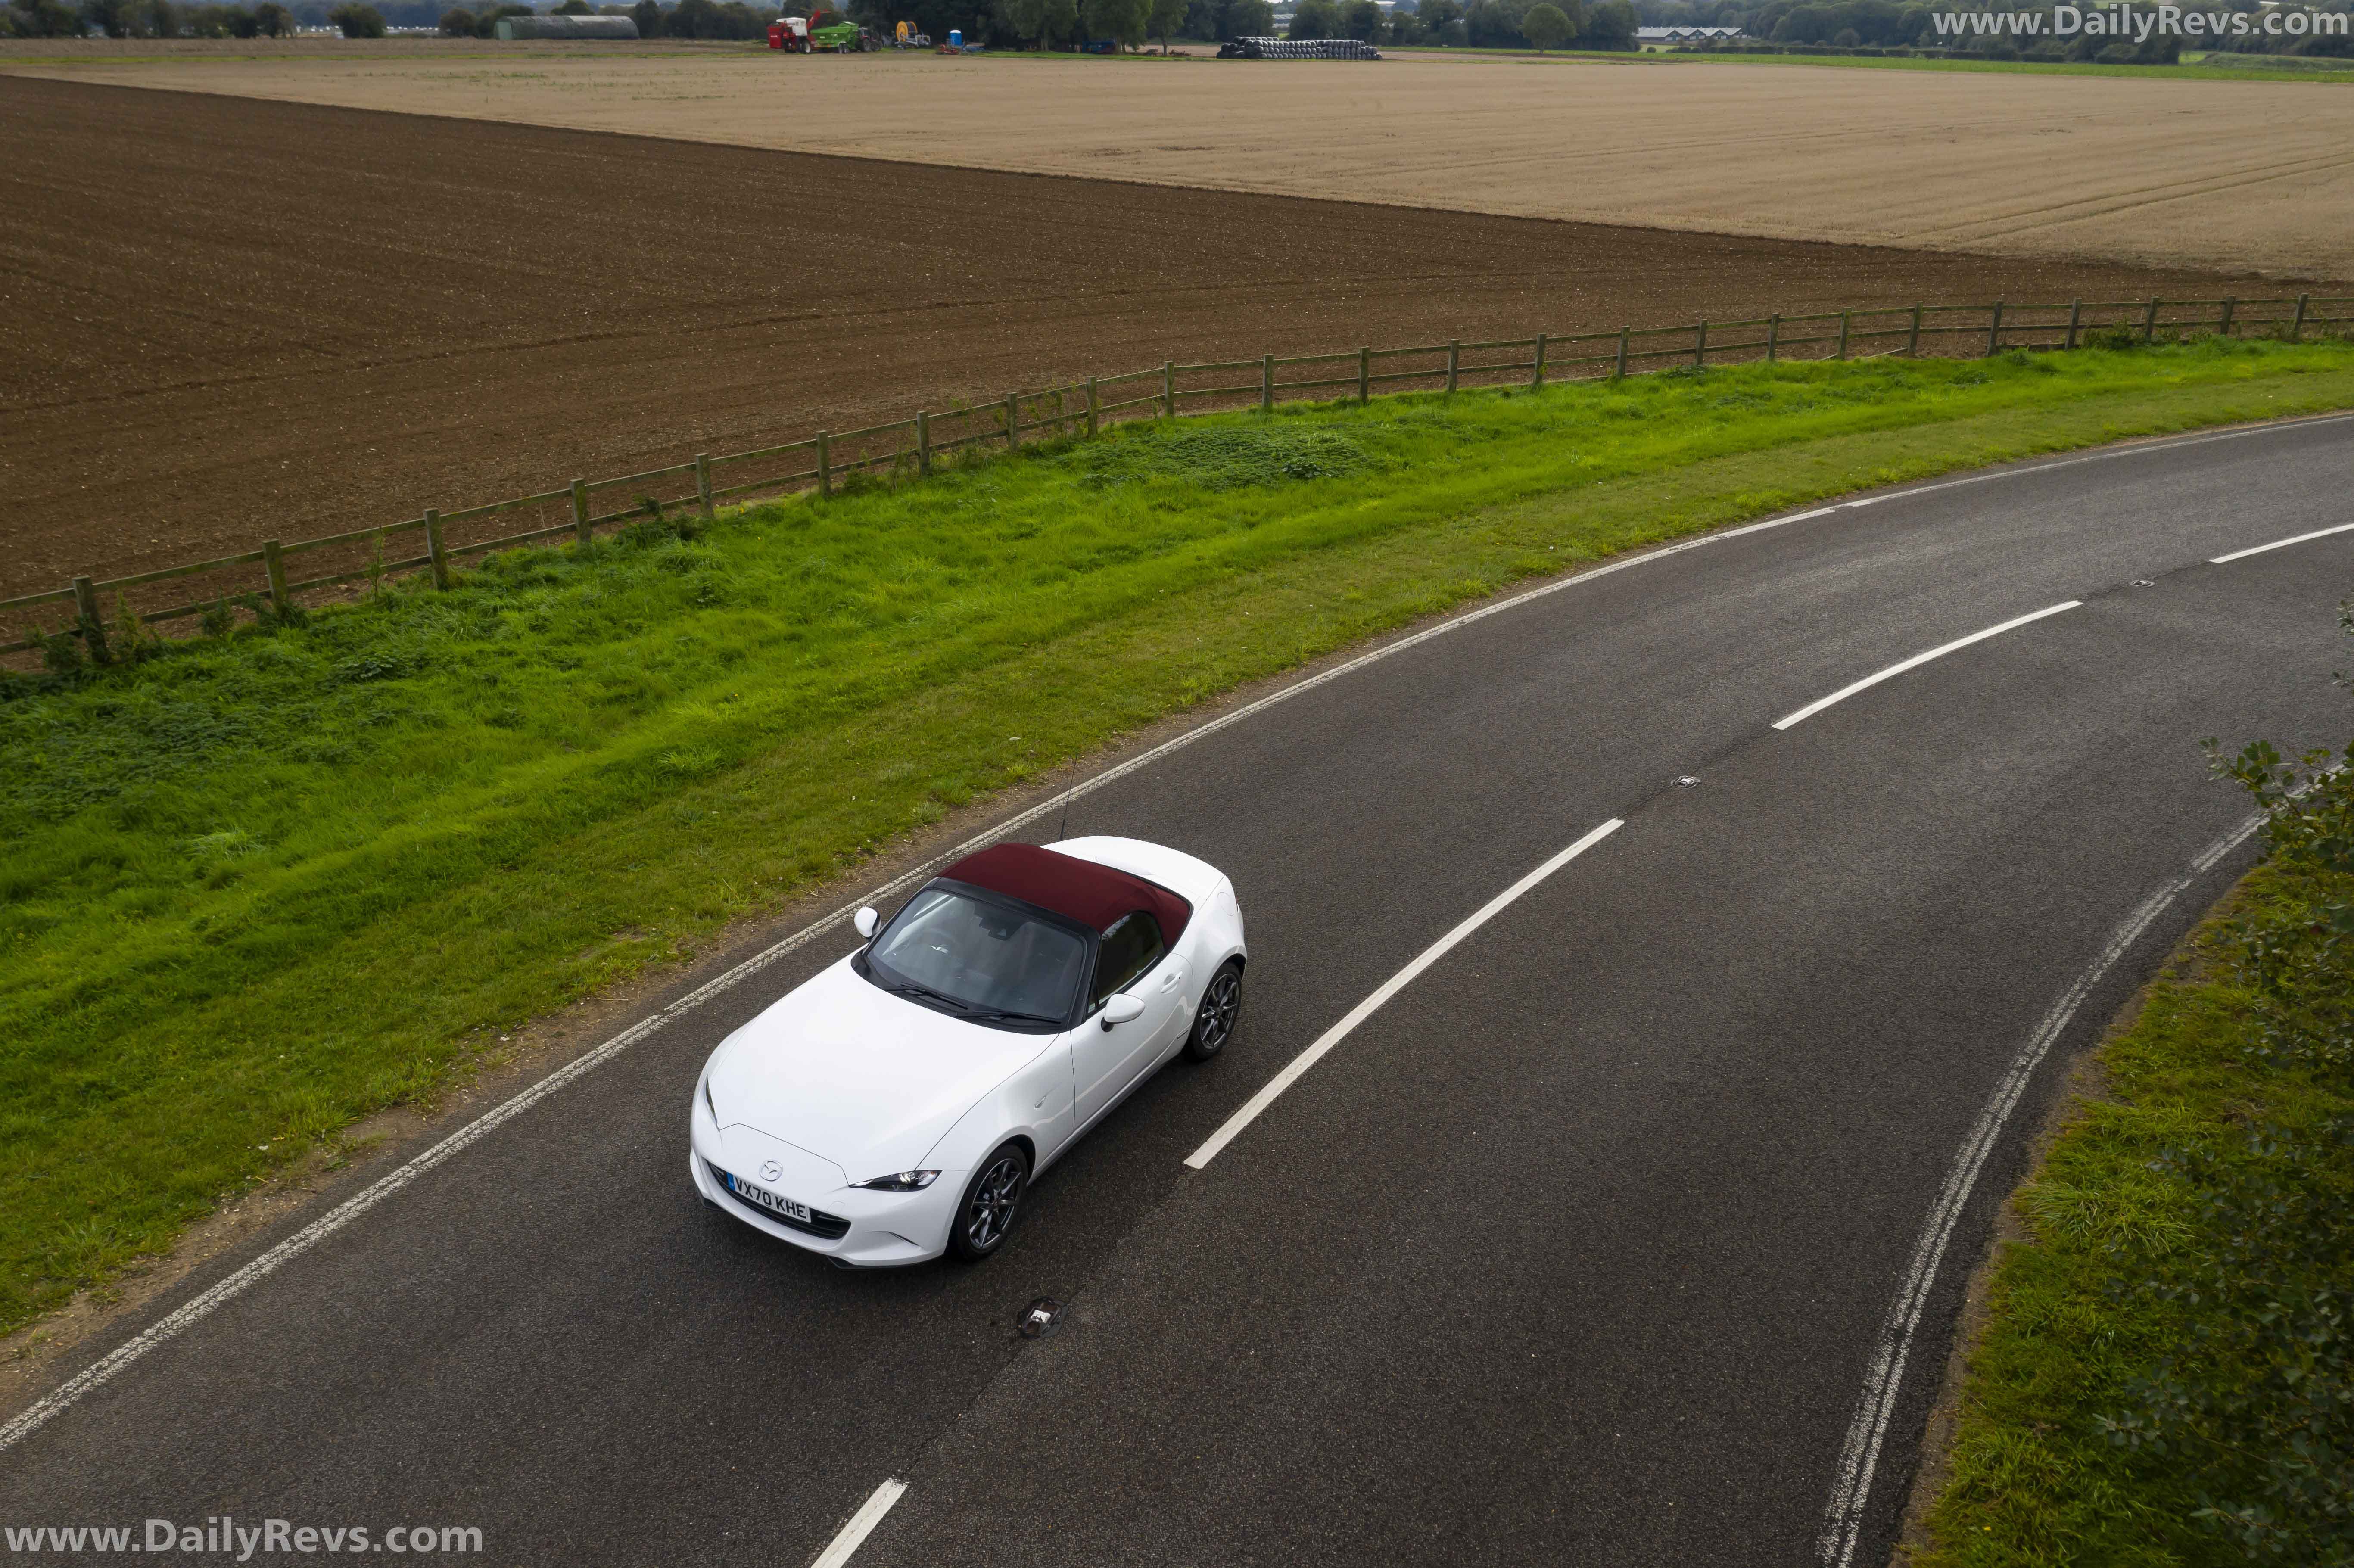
[[1072, 912, 1189, 1123], [1003, 1031, 1079, 1165]]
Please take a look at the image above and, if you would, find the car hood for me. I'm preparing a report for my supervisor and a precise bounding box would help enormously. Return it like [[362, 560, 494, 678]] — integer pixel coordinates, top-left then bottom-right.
[[705, 956, 1054, 1182]]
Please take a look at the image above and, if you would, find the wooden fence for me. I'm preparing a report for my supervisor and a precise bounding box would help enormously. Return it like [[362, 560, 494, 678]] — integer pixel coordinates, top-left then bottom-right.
[[8, 293, 2349, 663]]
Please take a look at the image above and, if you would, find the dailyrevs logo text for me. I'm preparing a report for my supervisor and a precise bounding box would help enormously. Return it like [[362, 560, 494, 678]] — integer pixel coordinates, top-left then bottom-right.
[[1932, 4, 2351, 37], [2, 1518, 482, 1557]]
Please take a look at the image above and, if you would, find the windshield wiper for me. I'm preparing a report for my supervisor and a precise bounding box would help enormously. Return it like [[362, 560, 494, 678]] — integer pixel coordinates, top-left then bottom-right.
[[875, 975, 1060, 1027], [878, 977, 975, 1013]]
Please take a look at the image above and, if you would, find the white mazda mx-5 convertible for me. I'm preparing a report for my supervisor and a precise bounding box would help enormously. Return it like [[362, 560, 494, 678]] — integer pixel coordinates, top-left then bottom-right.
[[689, 837, 1247, 1266]]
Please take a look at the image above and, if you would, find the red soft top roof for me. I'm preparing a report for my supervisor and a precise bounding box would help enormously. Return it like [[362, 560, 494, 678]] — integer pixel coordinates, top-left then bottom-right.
[[937, 843, 1192, 944]]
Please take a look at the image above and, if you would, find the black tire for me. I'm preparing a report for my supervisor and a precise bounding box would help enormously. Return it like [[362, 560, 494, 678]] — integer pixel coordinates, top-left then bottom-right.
[[1183, 960, 1243, 1062], [947, 1142, 1030, 1263]]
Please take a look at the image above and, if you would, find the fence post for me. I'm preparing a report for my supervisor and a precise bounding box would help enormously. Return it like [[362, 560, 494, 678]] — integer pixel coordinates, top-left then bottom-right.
[[1358, 346, 1370, 403], [816, 431, 832, 496], [2144, 298, 2161, 342], [1766, 314, 1779, 363], [694, 454, 714, 523], [1694, 321, 1707, 369], [1446, 340, 1460, 394], [72, 574, 106, 660], [2219, 296, 2237, 338], [2292, 293, 2310, 341], [424, 508, 450, 590], [1163, 361, 1176, 419], [570, 479, 591, 547], [2064, 299, 2082, 352], [1616, 326, 1629, 378], [1837, 313, 1851, 361], [1908, 305, 1922, 358], [1986, 300, 2005, 357], [917, 411, 932, 474], [1005, 392, 1020, 450], [1261, 355, 1273, 413], [262, 538, 290, 616], [1087, 378, 1100, 437]]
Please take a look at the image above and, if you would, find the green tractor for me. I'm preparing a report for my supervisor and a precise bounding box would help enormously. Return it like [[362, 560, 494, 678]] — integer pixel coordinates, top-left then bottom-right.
[[766, 7, 878, 49]]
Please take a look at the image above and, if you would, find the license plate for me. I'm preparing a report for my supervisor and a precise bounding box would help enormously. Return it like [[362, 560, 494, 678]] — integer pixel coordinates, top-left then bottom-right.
[[725, 1171, 812, 1224]]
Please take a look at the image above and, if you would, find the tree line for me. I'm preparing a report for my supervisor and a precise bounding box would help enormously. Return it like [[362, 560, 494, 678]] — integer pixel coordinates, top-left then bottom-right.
[[4, 0, 296, 33], [981, 0, 1635, 47]]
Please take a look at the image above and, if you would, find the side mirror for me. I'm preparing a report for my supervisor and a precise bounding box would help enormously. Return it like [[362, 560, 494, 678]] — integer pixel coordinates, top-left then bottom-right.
[[853, 907, 879, 940], [1100, 993, 1146, 1030]]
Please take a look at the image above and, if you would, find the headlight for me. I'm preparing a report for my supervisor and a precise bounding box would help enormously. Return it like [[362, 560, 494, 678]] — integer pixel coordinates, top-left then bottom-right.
[[702, 1074, 717, 1120], [853, 1170, 940, 1192]]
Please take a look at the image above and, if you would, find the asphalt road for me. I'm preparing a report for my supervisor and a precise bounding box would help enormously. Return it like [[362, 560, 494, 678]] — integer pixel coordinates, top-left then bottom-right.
[[8, 415, 2354, 1566]]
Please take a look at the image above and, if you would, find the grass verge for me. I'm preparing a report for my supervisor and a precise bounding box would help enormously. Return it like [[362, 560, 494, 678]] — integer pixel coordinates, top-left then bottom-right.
[[1384, 44, 2354, 82], [1917, 707, 2354, 1562], [7, 338, 2354, 1338]]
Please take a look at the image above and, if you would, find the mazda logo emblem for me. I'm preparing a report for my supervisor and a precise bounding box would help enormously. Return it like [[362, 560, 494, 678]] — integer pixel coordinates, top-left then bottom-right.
[[758, 1160, 782, 1183]]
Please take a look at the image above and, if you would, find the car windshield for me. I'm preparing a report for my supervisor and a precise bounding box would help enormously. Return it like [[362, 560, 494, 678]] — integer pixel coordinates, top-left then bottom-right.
[[864, 887, 1088, 1026]]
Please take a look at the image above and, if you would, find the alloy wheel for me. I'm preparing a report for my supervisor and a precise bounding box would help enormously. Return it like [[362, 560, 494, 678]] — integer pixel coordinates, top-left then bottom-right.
[[965, 1154, 1024, 1251]]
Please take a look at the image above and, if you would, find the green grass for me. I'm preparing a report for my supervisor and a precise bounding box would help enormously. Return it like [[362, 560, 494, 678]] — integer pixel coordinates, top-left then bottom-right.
[[1384, 42, 2354, 81], [8, 338, 2354, 1338], [1918, 851, 2354, 1565]]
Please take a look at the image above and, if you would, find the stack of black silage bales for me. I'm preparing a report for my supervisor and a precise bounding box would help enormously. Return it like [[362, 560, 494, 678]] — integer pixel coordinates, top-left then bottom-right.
[[1217, 36, 1383, 57]]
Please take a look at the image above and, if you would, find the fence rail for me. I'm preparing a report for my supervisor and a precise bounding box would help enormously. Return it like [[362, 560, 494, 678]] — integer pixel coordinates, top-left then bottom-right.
[[8, 293, 2349, 662]]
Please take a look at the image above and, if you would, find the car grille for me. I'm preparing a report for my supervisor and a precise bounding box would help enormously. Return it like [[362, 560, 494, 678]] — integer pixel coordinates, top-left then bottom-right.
[[708, 1160, 852, 1240]]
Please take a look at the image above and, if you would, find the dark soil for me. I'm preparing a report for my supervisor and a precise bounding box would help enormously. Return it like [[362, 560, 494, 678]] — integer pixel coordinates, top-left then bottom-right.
[[3, 74, 2331, 606]]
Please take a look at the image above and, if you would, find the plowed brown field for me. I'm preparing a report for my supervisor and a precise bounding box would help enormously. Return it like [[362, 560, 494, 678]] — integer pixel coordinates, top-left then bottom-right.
[[0, 74, 2332, 602], [12, 45, 2354, 278]]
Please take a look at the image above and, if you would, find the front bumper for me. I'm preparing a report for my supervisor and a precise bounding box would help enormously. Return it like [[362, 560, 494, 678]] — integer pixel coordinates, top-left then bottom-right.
[[688, 1102, 957, 1268]]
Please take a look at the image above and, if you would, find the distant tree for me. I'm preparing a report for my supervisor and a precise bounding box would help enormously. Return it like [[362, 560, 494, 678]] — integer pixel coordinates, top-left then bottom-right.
[[141, 0, 176, 32], [1220, 0, 1267, 30], [1415, 0, 1458, 34], [329, 0, 385, 31], [1146, 0, 1182, 43], [9, 0, 85, 30], [1463, 0, 1527, 46], [251, 0, 290, 29], [1337, 0, 1376, 35], [1285, 0, 1333, 33], [1580, 0, 1630, 46], [438, 3, 472, 24], [554, 0, 591, 12], [628, 0, 656, 30], [1000, 0, 1077, 43], [1079, 0, 1146, 42], [1520, 0, 1569, 44], [1177, 0, 1214, 36], [79, 0, 129, 34]]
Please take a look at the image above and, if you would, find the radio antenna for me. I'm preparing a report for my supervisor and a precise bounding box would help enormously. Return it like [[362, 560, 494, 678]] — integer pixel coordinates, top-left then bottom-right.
[[1056, 768, 1075, 845]]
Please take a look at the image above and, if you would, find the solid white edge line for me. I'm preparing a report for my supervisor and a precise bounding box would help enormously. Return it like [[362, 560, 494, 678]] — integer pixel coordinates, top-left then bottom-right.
[[1771, 601, 2082, 732], [2209, 517, 2354, 565], [808, 1477, 907, 1568], [1814, 810, 2266, 1568], [0, 478, 1846, 1459], [6, 410, 2343, 1460], [1183, 819, 1625, 1170]]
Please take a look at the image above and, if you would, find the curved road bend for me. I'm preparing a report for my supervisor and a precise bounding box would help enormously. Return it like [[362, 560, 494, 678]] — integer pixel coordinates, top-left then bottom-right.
[[6, 416, 2354, 1566]]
